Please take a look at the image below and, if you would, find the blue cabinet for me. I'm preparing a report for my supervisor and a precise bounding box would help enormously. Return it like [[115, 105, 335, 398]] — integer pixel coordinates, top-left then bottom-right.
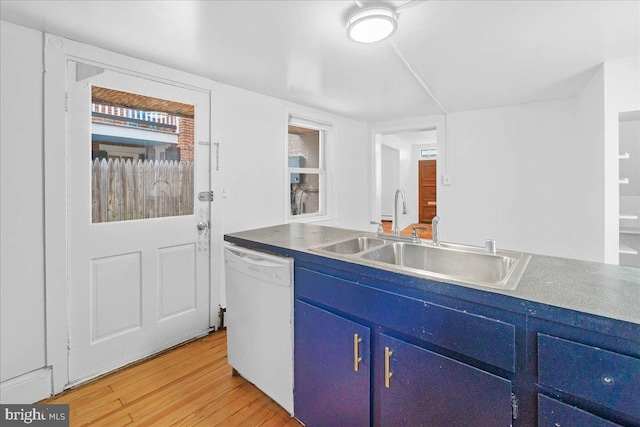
[[294, 266, 518, 426], [378, 333, 513, 426], [294, 300, 371, 427]]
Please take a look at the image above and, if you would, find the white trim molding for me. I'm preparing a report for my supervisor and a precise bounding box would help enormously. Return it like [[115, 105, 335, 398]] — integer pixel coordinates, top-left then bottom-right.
[[0, 368, 52, 404], [284, 105, 337, 223], [43, 31, 70, 396], [43, 32, 217, 395]]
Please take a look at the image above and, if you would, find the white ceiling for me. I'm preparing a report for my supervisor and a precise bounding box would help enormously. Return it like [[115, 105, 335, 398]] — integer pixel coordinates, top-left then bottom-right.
[[1, 0, 638, 123]]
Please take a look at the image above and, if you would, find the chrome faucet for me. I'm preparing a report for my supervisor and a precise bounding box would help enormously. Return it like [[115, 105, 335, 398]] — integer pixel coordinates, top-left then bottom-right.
[[392, 188, 408, 235], [431, 215, 441, 246], [370, 220, 384, 234]]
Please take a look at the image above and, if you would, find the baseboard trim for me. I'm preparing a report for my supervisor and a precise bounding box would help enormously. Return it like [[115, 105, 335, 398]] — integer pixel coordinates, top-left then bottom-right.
[[0, 367, 52, 404]]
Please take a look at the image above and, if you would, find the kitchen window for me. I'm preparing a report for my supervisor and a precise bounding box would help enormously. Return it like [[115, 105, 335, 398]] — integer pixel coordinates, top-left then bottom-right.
[[287, 114, 332, 220]]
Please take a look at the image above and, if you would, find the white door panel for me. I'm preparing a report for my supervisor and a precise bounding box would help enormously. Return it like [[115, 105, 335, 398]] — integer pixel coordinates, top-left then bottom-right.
[[158, 243, 197, 320], [90, 252, 142, 342], [67, 61, 211, 384]]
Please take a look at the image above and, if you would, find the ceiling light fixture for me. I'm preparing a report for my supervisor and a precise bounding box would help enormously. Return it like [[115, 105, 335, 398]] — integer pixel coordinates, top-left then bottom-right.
[[347, 6, 398, 43]]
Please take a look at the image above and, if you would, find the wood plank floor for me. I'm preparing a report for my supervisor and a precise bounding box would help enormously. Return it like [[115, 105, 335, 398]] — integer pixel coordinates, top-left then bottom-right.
[[381, 220, 433, 239], [39, 330, 302, 427]]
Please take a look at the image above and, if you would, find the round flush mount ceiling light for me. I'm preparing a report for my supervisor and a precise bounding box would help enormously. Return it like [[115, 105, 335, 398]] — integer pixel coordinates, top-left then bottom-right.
[[347, 7, 398, 43]]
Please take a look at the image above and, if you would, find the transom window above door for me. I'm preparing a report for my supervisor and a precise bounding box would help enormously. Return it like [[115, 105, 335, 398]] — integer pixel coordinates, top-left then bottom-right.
[[90, 87, 195, 223]]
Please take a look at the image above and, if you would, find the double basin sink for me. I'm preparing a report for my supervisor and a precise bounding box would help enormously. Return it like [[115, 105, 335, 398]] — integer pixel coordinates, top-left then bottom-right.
[[312, 236, 531, 290]]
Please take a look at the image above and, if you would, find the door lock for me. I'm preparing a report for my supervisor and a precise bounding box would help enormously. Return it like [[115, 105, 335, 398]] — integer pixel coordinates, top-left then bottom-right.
[[198, 191, 214, 202]]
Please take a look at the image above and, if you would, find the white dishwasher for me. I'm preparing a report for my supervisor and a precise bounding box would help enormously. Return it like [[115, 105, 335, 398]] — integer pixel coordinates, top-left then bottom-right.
[[224, 244, 294, 414]]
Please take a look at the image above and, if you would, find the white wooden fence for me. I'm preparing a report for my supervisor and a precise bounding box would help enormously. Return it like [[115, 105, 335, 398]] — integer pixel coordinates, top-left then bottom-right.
[[92, 158, 193, 223]]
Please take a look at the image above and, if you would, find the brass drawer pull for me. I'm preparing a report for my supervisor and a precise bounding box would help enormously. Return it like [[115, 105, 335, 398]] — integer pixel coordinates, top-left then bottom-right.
[[354, 334, 362, 372], [385, 346, 393, 388]]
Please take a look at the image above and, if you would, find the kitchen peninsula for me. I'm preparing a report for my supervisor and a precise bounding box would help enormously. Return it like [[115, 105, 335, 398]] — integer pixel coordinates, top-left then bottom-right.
[[225, 223, 640, 427]]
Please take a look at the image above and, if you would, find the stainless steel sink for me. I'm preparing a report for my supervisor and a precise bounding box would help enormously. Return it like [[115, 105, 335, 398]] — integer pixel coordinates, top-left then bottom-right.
[[312, 234, 530, 290], [314, 236, 387, 255], [360, 242, 529, 290]]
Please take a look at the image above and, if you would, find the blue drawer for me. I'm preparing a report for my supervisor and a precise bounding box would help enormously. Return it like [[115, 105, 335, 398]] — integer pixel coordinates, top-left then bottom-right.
[[537, 333, 640, 419], [296, 267, 516, 372], [538, 394, 621, 427]]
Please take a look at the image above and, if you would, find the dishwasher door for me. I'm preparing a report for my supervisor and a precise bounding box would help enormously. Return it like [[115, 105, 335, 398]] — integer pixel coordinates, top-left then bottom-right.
[[224, 245, 294, 414]]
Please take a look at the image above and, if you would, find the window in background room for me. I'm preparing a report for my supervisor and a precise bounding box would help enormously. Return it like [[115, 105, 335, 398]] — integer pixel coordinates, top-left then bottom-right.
[[287, 115, 331, 219], [420, 148, 437, 158]]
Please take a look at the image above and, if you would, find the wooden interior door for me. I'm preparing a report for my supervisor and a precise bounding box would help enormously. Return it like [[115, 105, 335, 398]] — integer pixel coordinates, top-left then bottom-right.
[[419, 160, 437, 223]]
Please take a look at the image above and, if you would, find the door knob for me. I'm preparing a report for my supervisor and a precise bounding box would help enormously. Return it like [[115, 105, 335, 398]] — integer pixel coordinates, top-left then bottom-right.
[[197, 221, 208, 231]]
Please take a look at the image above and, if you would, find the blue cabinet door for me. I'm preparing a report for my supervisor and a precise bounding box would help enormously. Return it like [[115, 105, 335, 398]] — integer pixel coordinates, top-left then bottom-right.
[[294, 300, 371, 427], [378, 333, 513, 427]]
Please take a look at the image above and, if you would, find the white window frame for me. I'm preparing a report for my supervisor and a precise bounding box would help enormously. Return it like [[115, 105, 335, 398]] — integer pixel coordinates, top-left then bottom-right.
[[285, 109, 334, 222]]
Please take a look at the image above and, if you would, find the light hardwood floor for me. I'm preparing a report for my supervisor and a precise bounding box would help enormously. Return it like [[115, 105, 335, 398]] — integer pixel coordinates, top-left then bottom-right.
[[39, 330, 302, 427], [381, 220, 433, 239]]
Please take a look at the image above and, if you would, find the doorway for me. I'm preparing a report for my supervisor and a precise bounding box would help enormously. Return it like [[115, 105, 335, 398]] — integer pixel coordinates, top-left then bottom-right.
[[618, 110, 640, 268], [66, 61, 212, 384], [374, 129, 439, 231]]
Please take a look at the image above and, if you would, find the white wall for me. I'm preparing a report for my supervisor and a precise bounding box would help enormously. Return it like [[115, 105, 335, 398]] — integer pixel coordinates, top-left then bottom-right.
[[214, 84, 370, 234], [381, 145, 399, 218], [381, 135, 415, 228], [298, 110, 371, 231], [214, 84, 286, 233], [0, 21, 47, 384], [575, 65, 606, 262], [369, 64, 638, 264], [439, 98, 606, 261]]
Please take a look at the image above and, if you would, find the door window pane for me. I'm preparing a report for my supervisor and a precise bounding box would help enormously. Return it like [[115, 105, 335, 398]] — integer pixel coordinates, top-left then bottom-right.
[[91, 87, 195, 223]]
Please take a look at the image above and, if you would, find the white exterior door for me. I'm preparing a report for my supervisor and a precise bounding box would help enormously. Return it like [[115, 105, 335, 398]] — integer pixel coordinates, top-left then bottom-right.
[[66, 61, 212, 384]]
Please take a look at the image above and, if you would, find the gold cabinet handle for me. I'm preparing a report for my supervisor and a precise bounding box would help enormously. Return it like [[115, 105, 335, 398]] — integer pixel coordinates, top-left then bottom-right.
[[384, 346, 393, 388], [354, 334, 362, 372]]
